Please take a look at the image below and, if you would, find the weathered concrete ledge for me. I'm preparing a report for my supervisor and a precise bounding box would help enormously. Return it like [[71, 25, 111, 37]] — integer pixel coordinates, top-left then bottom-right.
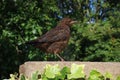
[[19, 61, 120, 78]]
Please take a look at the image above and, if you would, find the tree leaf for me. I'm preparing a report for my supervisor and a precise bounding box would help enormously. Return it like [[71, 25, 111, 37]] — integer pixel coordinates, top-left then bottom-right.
[[67, 63, 85, 79], [116, 76, 120, 80], [20, 74, 26, 80], [105, 72, 113, 80], [59, 66, 70, 79], [88, 70, 104, 80], [31, 71, 39, 80], [45, 64, 61, 78]]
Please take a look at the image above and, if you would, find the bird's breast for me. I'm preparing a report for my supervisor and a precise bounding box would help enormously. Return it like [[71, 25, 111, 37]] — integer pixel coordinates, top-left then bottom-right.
[[47, 40, 68, 54]]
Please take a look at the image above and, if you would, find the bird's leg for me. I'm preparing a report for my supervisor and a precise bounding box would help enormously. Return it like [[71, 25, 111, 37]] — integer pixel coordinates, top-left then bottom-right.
[[55, 54, 64, 61]]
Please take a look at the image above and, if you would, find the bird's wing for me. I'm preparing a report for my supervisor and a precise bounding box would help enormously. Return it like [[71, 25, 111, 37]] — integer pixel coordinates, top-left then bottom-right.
[[36, 27, 70, 43]]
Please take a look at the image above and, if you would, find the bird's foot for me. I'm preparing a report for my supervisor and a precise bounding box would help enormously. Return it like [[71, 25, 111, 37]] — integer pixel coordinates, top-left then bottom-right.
[[55, 54, 65, 61], [61, 58, 65, 61]]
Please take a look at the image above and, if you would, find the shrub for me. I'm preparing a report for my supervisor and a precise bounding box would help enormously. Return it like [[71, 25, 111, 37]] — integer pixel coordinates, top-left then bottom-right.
[[9, 64, 120, 80]]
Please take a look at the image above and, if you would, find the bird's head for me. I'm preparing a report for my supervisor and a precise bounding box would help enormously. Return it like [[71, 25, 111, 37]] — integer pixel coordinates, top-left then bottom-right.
[[58, 17, 77, 26]]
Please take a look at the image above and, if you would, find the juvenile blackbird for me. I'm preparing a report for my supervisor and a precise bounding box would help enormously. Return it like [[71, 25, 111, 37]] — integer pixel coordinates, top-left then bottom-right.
[[26, 18, 76, 61]]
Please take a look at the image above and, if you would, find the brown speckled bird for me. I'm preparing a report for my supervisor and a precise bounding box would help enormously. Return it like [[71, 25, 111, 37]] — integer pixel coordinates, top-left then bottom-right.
[[26, 18, 76, 61]]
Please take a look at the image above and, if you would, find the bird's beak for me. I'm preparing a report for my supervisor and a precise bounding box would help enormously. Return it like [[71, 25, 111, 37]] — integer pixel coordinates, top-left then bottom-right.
[[70, 21, 77, 24]]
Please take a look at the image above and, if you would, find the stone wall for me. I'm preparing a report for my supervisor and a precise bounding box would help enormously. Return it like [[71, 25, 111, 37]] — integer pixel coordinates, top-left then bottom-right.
[[19, 61, 120, 78]]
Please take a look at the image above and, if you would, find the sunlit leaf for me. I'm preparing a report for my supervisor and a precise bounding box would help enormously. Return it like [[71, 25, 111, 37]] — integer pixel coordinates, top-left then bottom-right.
[[59, 66, 70, 79], [105, 72, 113, 80], [116, 76, 120, 80], [31, 71, 39, 80], [45, 64, 61, 78], [67, 63, 85, 79], [88, 69, 104, 80]]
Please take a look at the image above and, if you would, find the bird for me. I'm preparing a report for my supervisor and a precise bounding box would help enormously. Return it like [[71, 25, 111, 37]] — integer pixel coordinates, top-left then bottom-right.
[[26, 17, 77, 61]]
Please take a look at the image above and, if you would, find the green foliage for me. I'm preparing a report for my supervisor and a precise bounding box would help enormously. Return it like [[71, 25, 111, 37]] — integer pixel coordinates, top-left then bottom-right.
[[67, 63, 85, 79], [60, 66, 70, 79], [105, 72, 113, 80], [88, 70, 104, 80], [9, 73, 18, 80], [75, 20, 120, 61], [116, 76, 120, 80], [20, 75, 26, 80], [44, 64, 61, 78], [31, 71, 39, 80], [0, 0, 120, 79], [9, 64, 120, 80]]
